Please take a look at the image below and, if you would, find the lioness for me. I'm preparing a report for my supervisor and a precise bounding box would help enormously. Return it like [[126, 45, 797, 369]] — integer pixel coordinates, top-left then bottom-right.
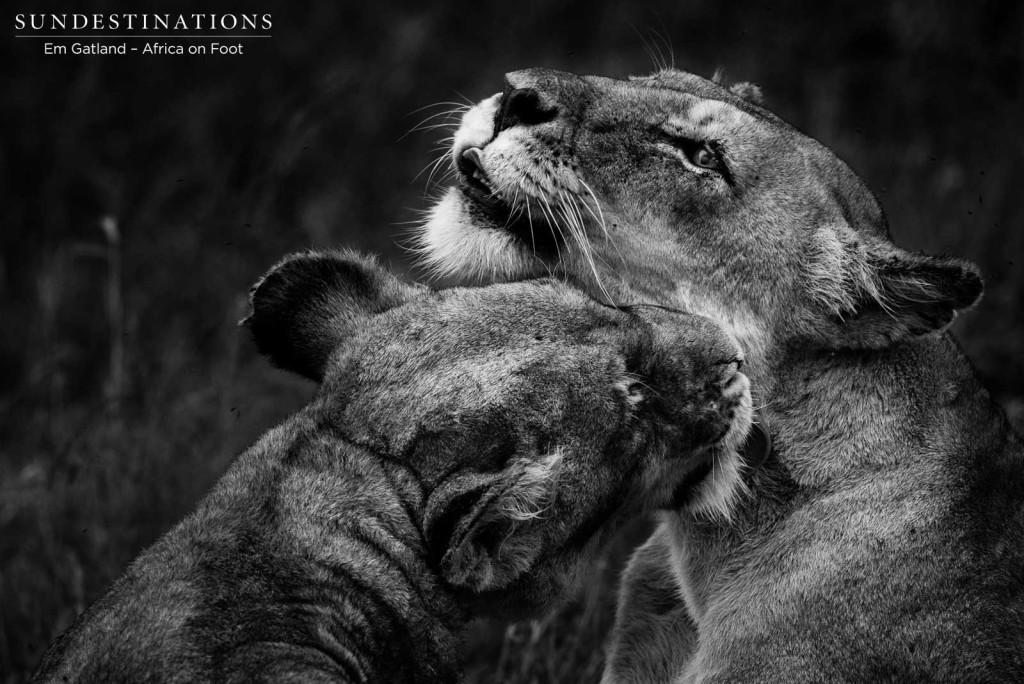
[[417, 68, 1024, 682], [32, 249, 752, 683]]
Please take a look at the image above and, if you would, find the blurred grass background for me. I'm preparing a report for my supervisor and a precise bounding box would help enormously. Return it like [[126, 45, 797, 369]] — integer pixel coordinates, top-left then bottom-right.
[[1, 1, 1021, 681]]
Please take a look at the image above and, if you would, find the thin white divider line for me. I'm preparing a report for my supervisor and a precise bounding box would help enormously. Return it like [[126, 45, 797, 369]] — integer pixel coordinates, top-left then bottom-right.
[[15, 35, 273, 38]]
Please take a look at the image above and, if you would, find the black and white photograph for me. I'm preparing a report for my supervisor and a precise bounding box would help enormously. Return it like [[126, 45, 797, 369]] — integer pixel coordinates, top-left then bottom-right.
[[2, 2, 1022, 682]]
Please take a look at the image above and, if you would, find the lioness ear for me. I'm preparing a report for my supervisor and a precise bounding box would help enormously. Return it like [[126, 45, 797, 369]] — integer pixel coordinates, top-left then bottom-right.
[[243, 249, 422, 381], [729, 81, 764, 105], [812, 242, 983, 349], [433, 451, 563, 592]]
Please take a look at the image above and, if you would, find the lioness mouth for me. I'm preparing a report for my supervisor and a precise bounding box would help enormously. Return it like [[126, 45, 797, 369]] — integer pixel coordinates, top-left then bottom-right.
[[740, 413, 773, 469], [458, 147, 561, 256], [460, 148, 496, 198], [671, 412, 769, 509]]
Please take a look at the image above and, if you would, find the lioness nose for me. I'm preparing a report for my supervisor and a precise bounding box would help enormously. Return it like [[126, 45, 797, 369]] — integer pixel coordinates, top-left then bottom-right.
[[497, 85, 558, 132], [497, 69, 571, 132], [715, 357, 744, 387]]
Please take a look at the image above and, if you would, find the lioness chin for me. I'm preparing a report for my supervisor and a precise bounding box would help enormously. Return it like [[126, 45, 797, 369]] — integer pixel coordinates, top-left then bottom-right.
[[417, 67, 1024, 682], [32, 250, 751, 683]]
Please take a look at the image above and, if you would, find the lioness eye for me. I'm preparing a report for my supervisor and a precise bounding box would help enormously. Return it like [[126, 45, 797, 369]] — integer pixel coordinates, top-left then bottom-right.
[[689, 144, 721, 170], [664, 133, 725, 174]]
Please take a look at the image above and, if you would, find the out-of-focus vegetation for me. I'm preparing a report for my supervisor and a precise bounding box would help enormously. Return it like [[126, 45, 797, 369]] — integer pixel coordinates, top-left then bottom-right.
[[1, 1, 1021, 681]]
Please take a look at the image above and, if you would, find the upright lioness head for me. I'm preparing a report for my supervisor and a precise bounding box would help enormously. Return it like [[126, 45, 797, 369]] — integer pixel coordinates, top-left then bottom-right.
[[416, 68, 983, 363], [246, 250, 751, 615]]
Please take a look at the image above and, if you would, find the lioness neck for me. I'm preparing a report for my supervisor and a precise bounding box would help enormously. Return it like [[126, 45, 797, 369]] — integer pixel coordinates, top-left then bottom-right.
[[30, 416, 471, 684], [169, 415, 470, 683], [243, 419, 470, 682], [759, 333, 1011, 487]]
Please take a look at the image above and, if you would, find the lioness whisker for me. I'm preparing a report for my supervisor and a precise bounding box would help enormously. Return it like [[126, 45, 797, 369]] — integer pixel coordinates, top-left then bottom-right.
[[406, 100, 473, 115], [565, 191, 618, 304], [562, 196, 601, 289], [624, 374, 660, 400], [634, 25, 671, 73], [424, 158, 458, 187], [537, 195, 567, 268], [401, 105, 470, 142], [576, 178, 608, 236], [650, 22, 677, 71], [414, 121, 463, 133]]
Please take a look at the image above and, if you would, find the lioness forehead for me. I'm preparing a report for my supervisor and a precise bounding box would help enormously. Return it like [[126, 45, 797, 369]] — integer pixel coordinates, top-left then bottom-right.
[[628, 69, 774, 119], [564, 68, 781, 139], [632, 69, 726, 97]]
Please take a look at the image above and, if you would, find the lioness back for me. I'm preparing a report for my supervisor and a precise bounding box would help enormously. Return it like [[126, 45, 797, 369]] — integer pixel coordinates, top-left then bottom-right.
[[418, 67, 1024, 682]]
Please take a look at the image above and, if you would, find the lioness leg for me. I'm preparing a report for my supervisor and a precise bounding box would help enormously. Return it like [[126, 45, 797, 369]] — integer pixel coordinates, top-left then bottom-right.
[[603, 524, 694, 684]]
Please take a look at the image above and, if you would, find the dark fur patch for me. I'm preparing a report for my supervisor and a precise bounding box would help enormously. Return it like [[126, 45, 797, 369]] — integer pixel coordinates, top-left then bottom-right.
[[245, 250, 415, 381]]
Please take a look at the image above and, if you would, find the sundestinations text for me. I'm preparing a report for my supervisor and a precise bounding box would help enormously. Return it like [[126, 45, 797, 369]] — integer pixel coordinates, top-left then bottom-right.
[[15, 14, 272, 31]]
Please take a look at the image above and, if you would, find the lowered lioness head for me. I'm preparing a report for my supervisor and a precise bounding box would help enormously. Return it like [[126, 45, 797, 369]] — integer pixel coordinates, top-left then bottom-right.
[[247, 250, 751, 615], [416, 68, 982, 366], [33, 250, 752, 682]]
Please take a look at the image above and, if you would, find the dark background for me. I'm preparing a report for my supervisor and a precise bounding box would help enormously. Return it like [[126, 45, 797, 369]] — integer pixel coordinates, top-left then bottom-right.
[[2, 1, 1021, 681]]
